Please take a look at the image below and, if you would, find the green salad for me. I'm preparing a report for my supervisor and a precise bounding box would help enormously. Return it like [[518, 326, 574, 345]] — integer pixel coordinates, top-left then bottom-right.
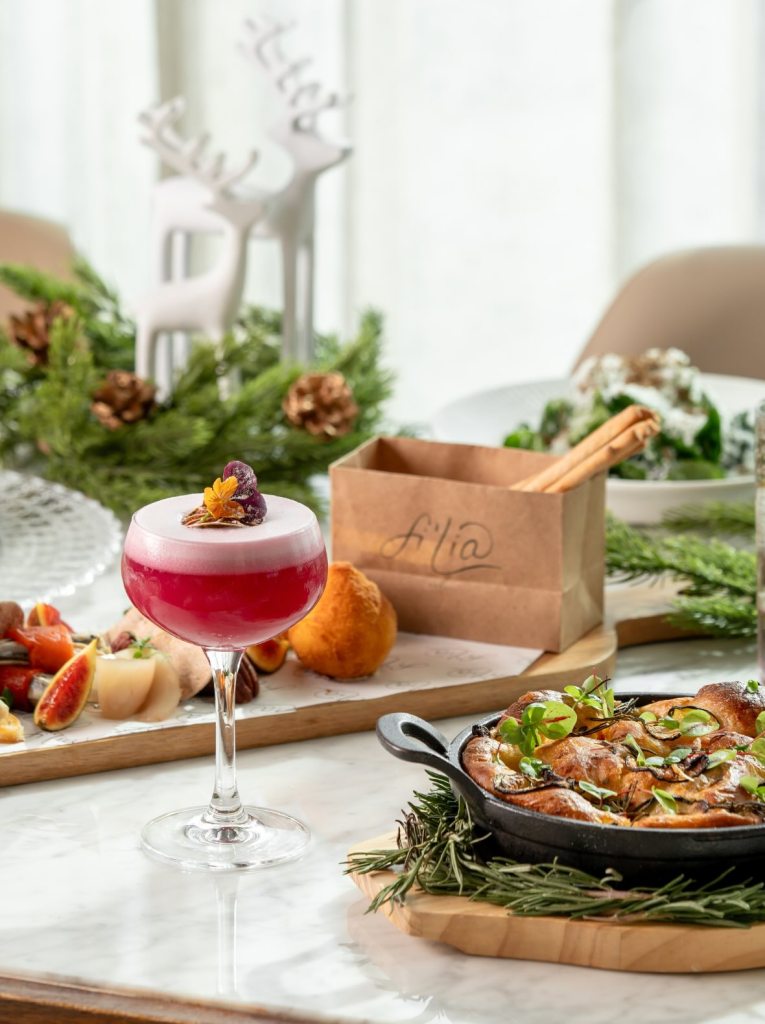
[[504, 349, 754, 481]]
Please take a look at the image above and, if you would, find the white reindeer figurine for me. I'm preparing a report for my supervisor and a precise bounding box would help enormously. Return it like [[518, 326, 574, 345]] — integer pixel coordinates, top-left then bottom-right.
[[242, 17, 352, 363], [143, 17, 351, 380], [135, 99, 266, 398]]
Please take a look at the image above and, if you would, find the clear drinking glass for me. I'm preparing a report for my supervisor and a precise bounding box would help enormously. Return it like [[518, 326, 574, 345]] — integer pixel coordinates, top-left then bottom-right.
[[121, 492, 327, 870]]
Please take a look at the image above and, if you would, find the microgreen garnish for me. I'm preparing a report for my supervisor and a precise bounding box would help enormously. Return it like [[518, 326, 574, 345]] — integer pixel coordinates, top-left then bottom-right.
[[518, 756, 546, 780], [749, 738, 765, 765], [623, 734, 692, 770], [499, 701, 577, 756], [756, 711, 765, 735], [130, 636, 156, 659], [747, 679, 760, 693], [652, 788, 678, 814], [705, 748, 738, 770], [740, 776, 765, 800], [663, 746, 693, 763], [564, 674, 615, 720], [0, 686, 13, 710], [577, 780, 617, 803], [655, 706, 718, 738], [622, 734, 643, 762], [639, 710, 657, 723]]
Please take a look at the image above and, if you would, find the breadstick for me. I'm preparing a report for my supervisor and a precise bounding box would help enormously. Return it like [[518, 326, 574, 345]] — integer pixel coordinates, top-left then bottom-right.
[[545, 417, 661, 493], [514, 404, 657, 493]]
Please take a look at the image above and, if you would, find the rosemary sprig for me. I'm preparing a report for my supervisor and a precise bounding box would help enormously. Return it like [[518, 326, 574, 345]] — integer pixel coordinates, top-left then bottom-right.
[[346, 773, 765, 927]]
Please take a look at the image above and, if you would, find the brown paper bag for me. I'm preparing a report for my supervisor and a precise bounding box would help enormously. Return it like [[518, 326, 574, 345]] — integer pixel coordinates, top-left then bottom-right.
[[330, 436, 605, 651]]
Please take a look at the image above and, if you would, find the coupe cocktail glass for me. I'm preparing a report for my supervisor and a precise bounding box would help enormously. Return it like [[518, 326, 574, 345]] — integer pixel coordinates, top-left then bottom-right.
[[122, 492, 327, 870]]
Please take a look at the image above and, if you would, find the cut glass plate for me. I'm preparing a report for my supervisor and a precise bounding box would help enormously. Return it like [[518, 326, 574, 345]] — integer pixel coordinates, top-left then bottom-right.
[[0, 470, 122, 604]]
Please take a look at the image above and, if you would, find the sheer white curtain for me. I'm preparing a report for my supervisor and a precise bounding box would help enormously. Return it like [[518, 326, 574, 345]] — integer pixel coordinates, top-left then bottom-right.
[[349, 0, 762, 421], [0, 0, 761, 424], [0, 0, 159, 300]]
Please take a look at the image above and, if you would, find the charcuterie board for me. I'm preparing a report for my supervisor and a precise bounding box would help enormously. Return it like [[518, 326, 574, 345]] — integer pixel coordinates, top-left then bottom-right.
[[348, 833, 765, 973], [0, 624, 616, 787]]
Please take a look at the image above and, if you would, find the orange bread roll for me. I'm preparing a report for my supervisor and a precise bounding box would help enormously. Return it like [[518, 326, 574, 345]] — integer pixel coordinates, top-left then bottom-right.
[[288, 562, 397, 678]]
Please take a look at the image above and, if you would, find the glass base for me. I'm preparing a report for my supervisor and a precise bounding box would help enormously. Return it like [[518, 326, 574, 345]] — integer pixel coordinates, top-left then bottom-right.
[[141, 806, 310, 871]]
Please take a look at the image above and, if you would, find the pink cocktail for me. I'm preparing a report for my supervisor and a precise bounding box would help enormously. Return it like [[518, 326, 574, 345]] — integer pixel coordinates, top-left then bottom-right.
[[122, 490, 327, 871], [123, 494, 327, 649]]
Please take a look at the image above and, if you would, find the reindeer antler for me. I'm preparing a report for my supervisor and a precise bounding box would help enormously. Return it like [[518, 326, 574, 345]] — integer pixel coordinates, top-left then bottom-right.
[[138, 98, 258, 194], [240, 17, 348, 134]]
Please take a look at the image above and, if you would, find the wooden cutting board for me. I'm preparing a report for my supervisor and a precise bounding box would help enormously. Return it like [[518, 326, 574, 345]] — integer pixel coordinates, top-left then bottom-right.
[[348, 833, 765, 973], [0, 624, 617, 787], [607, 578, 707, 647]]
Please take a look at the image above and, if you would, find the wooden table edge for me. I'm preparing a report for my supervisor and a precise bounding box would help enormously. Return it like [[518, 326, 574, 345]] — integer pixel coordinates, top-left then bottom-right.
[[0, 969, 330, 1024]]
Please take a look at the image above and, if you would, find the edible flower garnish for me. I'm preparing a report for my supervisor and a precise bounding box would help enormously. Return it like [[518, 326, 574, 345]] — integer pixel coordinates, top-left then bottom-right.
[[182, 460, 268, 528], [204, 477, 244, 521]]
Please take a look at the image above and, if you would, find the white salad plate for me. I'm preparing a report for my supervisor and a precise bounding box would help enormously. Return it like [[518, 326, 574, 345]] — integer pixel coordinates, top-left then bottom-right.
[[0, 470, 123, 604], [431, 373, 765, 524]]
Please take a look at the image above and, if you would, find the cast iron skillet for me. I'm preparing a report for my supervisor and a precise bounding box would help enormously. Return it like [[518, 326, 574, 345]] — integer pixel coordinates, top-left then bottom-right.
[[377, 694, 765, 884]]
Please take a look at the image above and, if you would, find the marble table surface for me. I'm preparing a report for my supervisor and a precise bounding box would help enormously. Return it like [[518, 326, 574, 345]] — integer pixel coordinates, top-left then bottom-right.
[[3, 564, 765, 1024]]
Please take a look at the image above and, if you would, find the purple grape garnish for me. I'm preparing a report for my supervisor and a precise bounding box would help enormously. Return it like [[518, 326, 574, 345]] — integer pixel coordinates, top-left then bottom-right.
[[223, 460, 258, 496], [238, 489, 267, 525], [222, 460, 267, 524]]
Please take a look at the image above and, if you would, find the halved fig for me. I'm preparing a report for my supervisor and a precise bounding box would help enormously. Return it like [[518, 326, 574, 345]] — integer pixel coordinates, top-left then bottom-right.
[[246, 637, 289, 674], [94, 651, 156, 720], [33, 638, 97, 731]]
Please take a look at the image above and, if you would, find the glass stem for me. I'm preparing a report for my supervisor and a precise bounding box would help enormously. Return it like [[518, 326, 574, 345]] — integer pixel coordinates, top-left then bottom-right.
[[204, 649, 247, 825]]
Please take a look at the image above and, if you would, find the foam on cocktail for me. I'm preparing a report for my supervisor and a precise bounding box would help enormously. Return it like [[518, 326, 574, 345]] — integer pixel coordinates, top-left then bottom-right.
[[125, 494, 323, 574]]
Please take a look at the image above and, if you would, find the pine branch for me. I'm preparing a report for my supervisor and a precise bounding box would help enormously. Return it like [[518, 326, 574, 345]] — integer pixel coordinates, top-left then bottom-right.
[[25, 316, 101, 459], [72, 254, 122, 309], [663, 501, 755, 537], [606, 515, 757, 639], [606, 516, 755, 597], [668, 594, 756, 639], [0, 263, 90, 311], [0, 256, 393, 519]]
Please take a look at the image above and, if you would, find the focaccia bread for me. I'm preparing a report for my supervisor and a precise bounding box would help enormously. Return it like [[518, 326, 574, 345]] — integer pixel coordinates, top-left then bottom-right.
[[462, 680, 765, 829]]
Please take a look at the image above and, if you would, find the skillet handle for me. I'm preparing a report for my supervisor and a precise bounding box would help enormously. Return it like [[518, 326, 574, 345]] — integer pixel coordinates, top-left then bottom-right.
[[377, 712, 488, 805], [376, 712, 453, 773]]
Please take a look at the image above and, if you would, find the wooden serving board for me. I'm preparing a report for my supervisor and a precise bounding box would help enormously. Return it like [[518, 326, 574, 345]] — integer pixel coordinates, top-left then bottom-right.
[[607, 578, 708, 648], [349, 833, 765, 973], [0, 625, 616, 788]]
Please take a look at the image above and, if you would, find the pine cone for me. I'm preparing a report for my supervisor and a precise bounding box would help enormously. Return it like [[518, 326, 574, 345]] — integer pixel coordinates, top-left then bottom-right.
[[282, 372, 359, 440], [9, 300, 72, 366], [91, 370, 157, 431]]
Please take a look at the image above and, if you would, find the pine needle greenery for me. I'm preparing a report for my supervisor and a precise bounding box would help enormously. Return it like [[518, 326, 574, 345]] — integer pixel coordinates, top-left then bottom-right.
[[0, 259, 394, 518], [605, 510, 757, 639], [347, 772, 765, 927], [662, 500, 755, 537]]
